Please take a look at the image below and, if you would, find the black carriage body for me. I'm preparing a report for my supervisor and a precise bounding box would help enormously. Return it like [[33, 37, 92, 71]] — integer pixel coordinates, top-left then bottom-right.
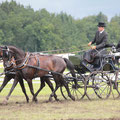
[[69, 49, 118, 73], [69, 55, 87, 74]]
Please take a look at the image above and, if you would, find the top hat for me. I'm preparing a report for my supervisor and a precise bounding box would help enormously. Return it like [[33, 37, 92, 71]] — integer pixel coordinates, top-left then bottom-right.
[[97, 22, 106, 27]]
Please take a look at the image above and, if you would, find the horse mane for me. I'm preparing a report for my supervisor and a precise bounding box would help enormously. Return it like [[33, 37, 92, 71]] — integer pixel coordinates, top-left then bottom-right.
[[8, 45, 26, 57]]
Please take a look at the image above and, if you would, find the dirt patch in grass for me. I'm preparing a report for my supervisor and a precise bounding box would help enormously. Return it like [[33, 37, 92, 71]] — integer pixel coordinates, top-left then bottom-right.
[[0, 95, 120, 120]]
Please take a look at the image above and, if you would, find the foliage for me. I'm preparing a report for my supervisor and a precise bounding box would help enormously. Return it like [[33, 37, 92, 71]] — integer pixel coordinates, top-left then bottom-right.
[[0, 1, 120, 52]]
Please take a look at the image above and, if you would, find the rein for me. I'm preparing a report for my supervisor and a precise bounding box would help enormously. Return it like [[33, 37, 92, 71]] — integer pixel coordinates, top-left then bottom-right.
[[9, 52, 64, 76], [10, 52, 63, 75], [0, 58, 16, 76], [1, 48, 78, 80], [4, 56, 16, 70], [26, 64, 63, 76], [26, 64, 78, 80]]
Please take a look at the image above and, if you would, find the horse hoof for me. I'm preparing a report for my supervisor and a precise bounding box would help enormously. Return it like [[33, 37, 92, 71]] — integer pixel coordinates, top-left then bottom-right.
[[71, 96, 75, 101], [26, 97, 29, 103], [32, 97, 38, 103], [26, 99, 29, 103], [3, 99, 8, 105], [49, 97, 53, 101], [55, 98, 59, 101]]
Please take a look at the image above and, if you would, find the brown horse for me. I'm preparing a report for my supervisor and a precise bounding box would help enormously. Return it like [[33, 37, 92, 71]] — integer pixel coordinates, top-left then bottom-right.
[[0, 46, 57, 103], [0, 46, 76, 101], [0, 46, 29, 103], [0, 64, 29, 104]]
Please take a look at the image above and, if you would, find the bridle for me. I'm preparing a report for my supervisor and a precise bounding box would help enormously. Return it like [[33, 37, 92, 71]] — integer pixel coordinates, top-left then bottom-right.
[[5, 56, 18, 70], [0, 47, 15, 74], [4, 50, 30, 70], [0, 46, 39, 71]]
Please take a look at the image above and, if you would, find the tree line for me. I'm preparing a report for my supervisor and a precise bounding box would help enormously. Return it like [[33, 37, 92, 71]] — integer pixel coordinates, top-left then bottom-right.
[[0, 0, 120, 53]]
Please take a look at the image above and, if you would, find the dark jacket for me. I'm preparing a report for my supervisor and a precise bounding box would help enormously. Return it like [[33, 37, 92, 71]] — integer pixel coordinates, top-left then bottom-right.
[[116, 41, 120, 52], [91, 30, 108, 49], [83, 30, 108, 64], [116, 41, 120, 49]]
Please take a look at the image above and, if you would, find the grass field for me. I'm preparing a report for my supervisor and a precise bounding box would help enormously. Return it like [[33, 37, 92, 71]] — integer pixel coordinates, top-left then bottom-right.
[[0, 81, 120, 120], [0, 67, 120, 120]]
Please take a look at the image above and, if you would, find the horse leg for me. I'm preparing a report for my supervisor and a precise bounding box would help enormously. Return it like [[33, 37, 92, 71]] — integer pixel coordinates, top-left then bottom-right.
[[63, 80, 75, 101], [27, 79, 37, 102], [56, 74, 75, 101], [45, 77, 59, 101], [49, 82, 60, 101], [0, 75, 12, 92], [33, 76, 58, 101], [70, 69, 78, 88], [3, 78, 18, 104], [49, 74, 61, 101], [33, 76, 46, 101], [18, 76, 29, 103]]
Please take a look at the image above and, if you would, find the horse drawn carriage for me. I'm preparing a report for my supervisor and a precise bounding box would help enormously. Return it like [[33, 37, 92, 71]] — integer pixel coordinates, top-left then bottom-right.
[[60, 45, 120, 100], [0, 45, 120, 103]]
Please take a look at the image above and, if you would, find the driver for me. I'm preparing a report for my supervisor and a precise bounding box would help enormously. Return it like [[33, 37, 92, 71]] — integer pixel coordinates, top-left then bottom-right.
[[83, 22, 108, 69], [88, 22, 108, 50]]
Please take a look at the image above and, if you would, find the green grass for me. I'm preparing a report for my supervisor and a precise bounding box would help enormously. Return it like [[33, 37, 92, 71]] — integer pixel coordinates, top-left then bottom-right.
[[0, 81, 120, 120], [0, 68, 120, 119], [0, 67, 3, 73]]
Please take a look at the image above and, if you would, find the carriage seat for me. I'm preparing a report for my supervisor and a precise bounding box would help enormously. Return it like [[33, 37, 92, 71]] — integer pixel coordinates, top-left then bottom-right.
[[83, 48, 107, 64]]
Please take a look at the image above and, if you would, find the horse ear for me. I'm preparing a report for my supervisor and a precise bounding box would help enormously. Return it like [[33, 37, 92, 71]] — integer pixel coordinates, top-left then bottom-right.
[[3, 46, 9, 57], [4, 46, 8, 50]]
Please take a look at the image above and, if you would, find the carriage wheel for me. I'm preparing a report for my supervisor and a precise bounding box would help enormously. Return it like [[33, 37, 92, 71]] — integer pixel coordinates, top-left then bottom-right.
[[108, 71, 120, 99], [116, 71, 120, 98], [86, 71, 112, 100], [114, 57, 120, 69], [60, 72, 86, 100]]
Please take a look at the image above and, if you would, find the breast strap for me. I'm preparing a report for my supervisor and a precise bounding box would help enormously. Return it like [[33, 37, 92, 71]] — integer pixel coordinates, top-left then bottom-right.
[[15, 52, 30, 69]]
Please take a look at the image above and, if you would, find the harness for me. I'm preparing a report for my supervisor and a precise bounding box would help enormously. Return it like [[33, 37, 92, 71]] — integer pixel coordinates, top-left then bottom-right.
[[9, 52, 41, 71], [3, 50, 63, 76], [13, 52, 30, 69], [4, 56, 15, 70]]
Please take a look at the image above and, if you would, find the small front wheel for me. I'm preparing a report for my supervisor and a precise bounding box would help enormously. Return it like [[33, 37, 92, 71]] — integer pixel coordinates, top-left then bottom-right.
[[60, 72, 86, 100]]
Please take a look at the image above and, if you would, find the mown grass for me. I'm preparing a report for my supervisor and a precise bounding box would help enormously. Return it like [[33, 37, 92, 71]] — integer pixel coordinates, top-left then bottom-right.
[[0, 67, 3, 73], [0, 67, 120, 120], [0, 81, 120, 120]]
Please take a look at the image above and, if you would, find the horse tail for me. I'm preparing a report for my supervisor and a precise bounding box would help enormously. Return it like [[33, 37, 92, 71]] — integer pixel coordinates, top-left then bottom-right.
[[63, 58, 76, 78], [63, 58, 78, 86]]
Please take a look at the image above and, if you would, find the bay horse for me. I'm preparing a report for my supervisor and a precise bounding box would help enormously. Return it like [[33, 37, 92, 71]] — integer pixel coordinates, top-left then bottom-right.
[[0, 46, 58, 103], [0, 46, 76, 101], [0, 46, 29, 103]]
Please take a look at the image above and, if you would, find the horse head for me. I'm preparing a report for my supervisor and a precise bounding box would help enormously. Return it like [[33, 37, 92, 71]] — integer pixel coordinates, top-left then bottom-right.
[[0, 46, 16, 69], [1, 46, 26, 65], [0, 46, 10, 59]]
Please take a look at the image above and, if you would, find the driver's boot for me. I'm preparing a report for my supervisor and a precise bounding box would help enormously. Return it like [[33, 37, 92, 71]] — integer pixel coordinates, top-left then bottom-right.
[[82, 61, 93, 72]]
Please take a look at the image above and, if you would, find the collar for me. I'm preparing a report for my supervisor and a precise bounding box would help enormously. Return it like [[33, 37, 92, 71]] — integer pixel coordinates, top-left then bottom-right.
[[100, 30, 104, 34], [12, 52, 30, 70]]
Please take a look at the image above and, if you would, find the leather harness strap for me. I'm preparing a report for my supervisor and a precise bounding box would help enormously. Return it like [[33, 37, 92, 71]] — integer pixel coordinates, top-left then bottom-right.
[[33, 54, 40, 77], [5, 56, 15, 70], [13, 52, 30, 69], [11, 52, 40, 70]]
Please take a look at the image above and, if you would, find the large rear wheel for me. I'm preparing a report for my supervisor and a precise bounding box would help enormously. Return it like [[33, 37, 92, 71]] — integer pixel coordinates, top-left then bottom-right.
[[108, 71, 120, 99], [86, 71, 112, 100]]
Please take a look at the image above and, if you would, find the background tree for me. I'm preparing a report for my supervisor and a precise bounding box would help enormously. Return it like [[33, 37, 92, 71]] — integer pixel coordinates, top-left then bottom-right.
[[0, 1, 119, 53]]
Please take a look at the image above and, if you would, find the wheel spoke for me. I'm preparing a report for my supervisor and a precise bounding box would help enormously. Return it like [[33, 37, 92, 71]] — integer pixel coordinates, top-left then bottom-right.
[[86, 71, 112, 99], [61, 72, 86, 100]]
